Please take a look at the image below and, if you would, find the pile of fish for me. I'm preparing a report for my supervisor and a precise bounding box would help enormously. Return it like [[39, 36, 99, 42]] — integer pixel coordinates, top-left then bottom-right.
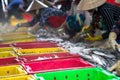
[[37, 28, 118, 70]]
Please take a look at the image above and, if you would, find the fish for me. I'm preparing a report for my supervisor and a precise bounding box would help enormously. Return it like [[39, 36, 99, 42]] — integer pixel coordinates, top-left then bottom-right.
[[93, 51, 115, 58]]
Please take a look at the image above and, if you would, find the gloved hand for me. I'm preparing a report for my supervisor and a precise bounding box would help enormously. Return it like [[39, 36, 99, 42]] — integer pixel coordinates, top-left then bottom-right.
[[70, 25, 93, 43], [108, 32, 119, 50], [71, 32, 87, 43], [57, 28, 70, 39], [84, 33, 103, 41], [81, 25, 93, 32]]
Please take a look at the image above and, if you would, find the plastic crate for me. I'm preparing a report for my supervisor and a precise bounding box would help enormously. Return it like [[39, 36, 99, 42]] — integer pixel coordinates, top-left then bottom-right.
[[14, 43, 60, 49], [12, 41, 57, 45], [0, 44, 10, 47], [0, 47, 13, 52], [0, 75, 35, 80], [0, 32, 29, 37], [0, 57, 18, 66], [0, 51, 16, 59], [2, 38, 37, 44], [22, 57, 94, 74], [18, 52, 79, 63], [0, 35, 36, 41], [34, 67, 120, 80], [17, 47, 68, 56], [0, 65, 27, 78]]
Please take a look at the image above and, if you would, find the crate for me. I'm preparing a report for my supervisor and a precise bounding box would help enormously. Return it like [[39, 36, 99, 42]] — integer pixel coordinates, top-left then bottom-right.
[[18, 52, 79, 63], [22, 57, 94, 74], [34, 67, 120, 80], [0, 57, 18, 66], [13, 41, 57, 46], [2, 38, 37, 44], [0, 44, 10, 47], [17, 47, 68, 56], [0, 47, 13, 52], [0, 51, 16, 59], [14, 43, 60, 49], [0, 32, 29, 37], [0, 65, 27, 78], [0, 75, 35, 80], [0, 35, 36, 41]]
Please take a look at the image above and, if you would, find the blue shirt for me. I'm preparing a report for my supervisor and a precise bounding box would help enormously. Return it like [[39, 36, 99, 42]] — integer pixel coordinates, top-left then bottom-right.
[[8, 0, 24, 10]]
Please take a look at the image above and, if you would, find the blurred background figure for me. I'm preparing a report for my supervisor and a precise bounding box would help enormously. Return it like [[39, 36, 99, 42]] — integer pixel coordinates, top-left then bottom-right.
[[6, 0, 25, 20]]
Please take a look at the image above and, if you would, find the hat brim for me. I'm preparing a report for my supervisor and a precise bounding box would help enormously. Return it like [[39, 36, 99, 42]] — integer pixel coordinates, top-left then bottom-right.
[[26, 0, 48, 12], [77, 0, 106, 11]]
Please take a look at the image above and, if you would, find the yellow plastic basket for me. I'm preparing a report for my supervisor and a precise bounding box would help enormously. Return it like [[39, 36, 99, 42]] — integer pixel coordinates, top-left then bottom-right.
[[0, 65, 27, 78], [0, 75, 35, 80], [0, 35, 36, 41], [0, 47, 13, 52], [0, 51, 16, 59], [15, 27, 28, 32], [1, 38, 37, 44], [17, 47, 68, 56], [0, 32, 29, 37]]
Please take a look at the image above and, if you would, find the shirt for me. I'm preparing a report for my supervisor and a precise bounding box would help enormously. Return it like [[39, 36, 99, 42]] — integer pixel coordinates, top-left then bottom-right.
[[95, 3, 120, 39], [8, 0, 24, 10]]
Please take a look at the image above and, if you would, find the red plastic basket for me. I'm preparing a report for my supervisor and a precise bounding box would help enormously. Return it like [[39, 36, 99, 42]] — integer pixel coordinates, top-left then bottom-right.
[[107, 0, 120, 6], [13, 43, 60, 49], [0, 57, 18, 66], [13, 41, 56, 45], [18, 52, 79, 63], [0, 44, 10, 47], [22, 57, 94, 74]]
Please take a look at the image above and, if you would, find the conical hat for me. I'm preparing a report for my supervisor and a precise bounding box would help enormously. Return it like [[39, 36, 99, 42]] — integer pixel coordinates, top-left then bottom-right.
[[77, 0, 106, 11], [26, 0, 48, 12]]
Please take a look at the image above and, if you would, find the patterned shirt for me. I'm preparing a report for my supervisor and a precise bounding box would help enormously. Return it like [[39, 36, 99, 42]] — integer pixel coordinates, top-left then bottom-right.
[[96, 2, 120, 39]]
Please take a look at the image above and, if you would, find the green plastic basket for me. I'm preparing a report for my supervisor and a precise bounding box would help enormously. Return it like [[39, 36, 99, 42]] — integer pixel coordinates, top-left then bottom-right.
[[34, 67, 120, 80]]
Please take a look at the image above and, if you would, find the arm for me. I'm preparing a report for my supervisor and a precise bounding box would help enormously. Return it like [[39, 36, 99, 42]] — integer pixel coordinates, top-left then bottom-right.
[[100, 8, 115, 39]]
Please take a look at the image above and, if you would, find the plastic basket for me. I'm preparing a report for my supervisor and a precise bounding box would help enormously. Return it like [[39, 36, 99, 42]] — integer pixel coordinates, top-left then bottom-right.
[[22, 57, 94, 74], [17, 47, 68, 56], [0, 57, 18, 66], [0, 47, 13, 52], [13, 41, 57, 45], [0, 44, 10, 47], [2, 38, 37, 44], [0, 32, 29, 37], [0, 65, 27, 78], [0, 75, 35, 80], [34, 67, 120, 80], [14, 43, 60, 49], [0, 51, 16, 59], [0, 35, 36, 41], [18, 52, 79, 63]]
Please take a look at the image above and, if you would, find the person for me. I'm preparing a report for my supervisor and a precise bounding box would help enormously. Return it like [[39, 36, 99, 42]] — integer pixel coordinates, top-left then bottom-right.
[[74, 0, 120, 43], [57, 0, 92, 40], [14, 0, 67, 34], [6, 0, 25, 20]]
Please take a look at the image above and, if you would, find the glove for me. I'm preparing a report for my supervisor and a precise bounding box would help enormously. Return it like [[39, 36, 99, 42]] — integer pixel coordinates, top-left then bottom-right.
[[108, 32, 119, 50], [84, 33, 103, 41], [57, 28, 70, 39], [81, 25, 93, 32]]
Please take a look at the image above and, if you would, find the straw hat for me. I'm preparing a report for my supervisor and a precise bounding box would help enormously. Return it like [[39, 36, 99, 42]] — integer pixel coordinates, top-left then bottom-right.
[[77, 0, 106, 11], [26, 0, 54, 12]]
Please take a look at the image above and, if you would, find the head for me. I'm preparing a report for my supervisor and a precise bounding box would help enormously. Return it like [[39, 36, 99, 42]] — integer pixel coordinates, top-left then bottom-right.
[[77, 0, 106, 11]]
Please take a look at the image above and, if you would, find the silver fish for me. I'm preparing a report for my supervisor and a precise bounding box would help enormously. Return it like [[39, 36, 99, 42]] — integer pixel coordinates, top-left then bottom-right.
[[93, 51, 115, 58]]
